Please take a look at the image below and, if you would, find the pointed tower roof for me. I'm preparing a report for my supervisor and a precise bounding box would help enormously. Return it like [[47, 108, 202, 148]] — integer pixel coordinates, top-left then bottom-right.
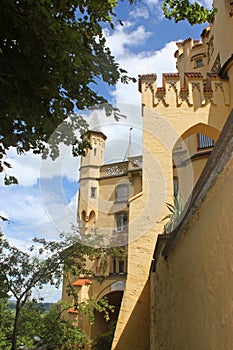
[[124, 127, 134, 161]]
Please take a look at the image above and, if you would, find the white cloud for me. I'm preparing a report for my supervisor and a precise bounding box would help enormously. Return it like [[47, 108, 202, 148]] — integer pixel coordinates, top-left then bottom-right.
[[104, 19, 178, 105], [40, 180, 78, 234], [0, 149, 41, 187], [0, 187, 57, 239], [129, 7, 150, 19], [40, 145, 80, 182], [145, 0, 160, 4], [202, 0, 213, 8], [0, 141, 81, 187], [32, 284, 62, 303], [143, 0, 164, 19], [191, 0, 213, 8], [104, 24, 152, 56], [0, 179, 79, 249]]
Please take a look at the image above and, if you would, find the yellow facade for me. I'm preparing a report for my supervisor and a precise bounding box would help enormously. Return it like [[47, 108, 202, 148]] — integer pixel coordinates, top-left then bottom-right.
[[63, 0, 233, 348]]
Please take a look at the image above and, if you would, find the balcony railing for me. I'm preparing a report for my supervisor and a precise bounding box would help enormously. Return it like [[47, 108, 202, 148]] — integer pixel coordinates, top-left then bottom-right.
[[99, 156, 142, 178], [110, 231, 128, 246]]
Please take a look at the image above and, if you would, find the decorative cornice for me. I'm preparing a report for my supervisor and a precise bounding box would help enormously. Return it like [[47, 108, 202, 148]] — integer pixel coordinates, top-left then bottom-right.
[[81, 130, 107, 141], [138, 74, 157, 93], [140, 71, 228, 108]]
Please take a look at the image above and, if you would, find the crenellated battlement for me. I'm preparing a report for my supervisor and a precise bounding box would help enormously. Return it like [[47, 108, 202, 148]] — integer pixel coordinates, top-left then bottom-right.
[[138, 72, 230, 110]]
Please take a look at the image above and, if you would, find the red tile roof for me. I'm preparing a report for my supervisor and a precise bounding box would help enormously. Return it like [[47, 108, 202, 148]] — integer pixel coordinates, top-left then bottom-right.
[[163, 73, 179, 79], [72, 278, 92, 286], [185, 72, 203, 78], [180, 88, 189, 93], [206, 73, 219, 79], [68, 307, 78, 314]]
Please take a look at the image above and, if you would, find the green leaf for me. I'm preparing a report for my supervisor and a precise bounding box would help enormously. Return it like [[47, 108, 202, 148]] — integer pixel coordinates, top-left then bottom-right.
[[4, 175, 18, 186]]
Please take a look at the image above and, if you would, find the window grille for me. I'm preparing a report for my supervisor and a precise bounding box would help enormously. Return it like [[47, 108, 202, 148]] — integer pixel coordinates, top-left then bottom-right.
[[197, 133, 214, 149]]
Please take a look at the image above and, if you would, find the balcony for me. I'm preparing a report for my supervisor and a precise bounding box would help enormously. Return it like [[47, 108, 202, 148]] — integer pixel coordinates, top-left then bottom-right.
[[99, 156, 142, 179], [111, 230, 128, 246]]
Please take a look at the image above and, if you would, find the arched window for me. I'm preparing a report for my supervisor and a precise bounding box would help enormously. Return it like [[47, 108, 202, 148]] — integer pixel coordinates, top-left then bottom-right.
[[115, 184, 129, 202], [80, 210, 86, 234], [88, 210, 96, 225]]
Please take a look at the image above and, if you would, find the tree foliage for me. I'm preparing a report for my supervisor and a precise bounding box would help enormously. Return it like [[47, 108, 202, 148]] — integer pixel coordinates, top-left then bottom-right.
[[0, 300, 91, 350], [0, 233, 115, 350], [0, 231, 121, 349], [92, 320, 117, 350], [0, 299, 14, 349], [162, 0, 217, 25], [0, 0, 136, 179]]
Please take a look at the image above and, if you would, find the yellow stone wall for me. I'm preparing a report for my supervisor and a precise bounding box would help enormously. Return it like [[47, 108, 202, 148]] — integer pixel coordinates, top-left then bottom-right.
[[150, 155, 233, 350]]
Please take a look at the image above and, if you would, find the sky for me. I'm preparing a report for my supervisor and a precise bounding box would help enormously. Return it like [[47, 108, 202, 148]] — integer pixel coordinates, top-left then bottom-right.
[[0, 0, 213, 302]]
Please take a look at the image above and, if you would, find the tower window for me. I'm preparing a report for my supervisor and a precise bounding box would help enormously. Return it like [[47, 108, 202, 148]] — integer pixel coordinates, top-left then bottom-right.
[[94, 148, 97, 156], [115, 212, 128, 232], [111, 257, 127, 275], [191, 52, 206, 69], [90, 187, 97, 198], [196, 58, 204, 68], [197, 133, 214, 149], [115, 185, 129, 202]]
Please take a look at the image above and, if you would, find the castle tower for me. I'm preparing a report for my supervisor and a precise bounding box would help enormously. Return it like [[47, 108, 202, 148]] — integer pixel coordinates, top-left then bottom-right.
[[78, 131, 107, 237]]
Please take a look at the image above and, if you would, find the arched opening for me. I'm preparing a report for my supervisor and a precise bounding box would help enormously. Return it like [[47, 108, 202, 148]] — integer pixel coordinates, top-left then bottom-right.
[[88, 210, 96, 236], [91, 291, 124, 349], [172, 123, 220, 205], [80, 210, 86, 234], [88, 210, 96, 224]]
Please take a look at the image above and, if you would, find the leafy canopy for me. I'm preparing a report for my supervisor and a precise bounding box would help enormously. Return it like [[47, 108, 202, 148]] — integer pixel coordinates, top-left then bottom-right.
[[0, 300, 91, 350], [0, 232, 117, 350], [0, 0, 136, 181], [162, 0, 217, 25]]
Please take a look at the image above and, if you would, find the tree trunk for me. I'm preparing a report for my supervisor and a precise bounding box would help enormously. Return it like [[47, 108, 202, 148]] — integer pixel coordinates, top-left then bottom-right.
[[11, 300, 21, 350]]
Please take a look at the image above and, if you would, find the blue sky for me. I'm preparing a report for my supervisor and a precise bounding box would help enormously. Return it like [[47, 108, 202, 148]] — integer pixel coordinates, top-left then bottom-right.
[[0, 0, 212, 302]]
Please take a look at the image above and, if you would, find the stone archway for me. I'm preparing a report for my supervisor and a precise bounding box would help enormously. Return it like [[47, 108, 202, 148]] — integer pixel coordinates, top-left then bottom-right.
[[91, 291, 124, 347], [172, 123, 220, 205]]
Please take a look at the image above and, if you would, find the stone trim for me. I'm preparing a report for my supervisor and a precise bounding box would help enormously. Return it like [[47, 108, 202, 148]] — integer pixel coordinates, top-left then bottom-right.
[[219, 54, 233, 79]]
